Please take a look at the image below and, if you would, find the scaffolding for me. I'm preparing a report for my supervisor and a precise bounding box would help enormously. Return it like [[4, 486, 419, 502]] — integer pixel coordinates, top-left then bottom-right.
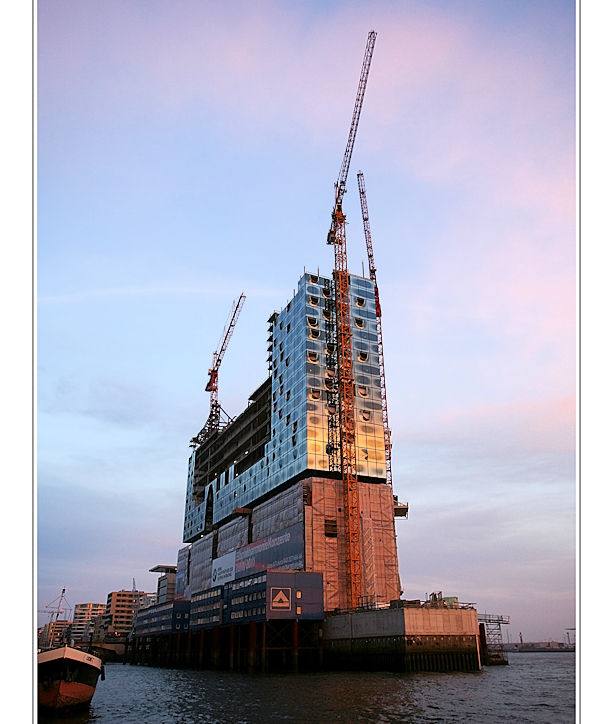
[[478, 613, 510, 664]]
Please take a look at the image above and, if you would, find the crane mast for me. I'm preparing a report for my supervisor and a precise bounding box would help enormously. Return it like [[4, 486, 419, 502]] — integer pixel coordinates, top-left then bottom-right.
[[357, 171, 392, 488], [327, 30, 376, 611], [190, 293, 246, 448]]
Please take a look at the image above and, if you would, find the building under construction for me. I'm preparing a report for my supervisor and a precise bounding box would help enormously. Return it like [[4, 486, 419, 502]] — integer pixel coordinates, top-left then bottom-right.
[[129, 31, 495, 672], [181, 270, 404, 612]]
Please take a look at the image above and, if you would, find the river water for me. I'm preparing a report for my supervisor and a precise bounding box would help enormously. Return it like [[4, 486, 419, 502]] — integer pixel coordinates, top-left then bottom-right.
[[44, 652, 575, 724]]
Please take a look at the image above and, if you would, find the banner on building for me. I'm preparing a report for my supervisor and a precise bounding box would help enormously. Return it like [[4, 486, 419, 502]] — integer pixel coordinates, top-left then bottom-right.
[[211, 551, 236, 585], [212, 522, 304, 584]]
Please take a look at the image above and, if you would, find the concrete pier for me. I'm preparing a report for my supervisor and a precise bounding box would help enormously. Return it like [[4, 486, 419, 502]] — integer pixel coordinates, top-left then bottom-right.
[[127, 604, 482, 673], [322, 606, 481, 672]]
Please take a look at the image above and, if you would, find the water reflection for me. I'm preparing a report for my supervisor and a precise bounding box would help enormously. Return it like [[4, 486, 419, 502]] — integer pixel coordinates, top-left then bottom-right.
[[40, 655, 574, 724]]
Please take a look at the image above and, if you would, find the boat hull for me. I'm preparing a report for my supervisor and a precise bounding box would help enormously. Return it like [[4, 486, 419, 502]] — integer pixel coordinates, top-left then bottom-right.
[[38, 646, 103, 713]]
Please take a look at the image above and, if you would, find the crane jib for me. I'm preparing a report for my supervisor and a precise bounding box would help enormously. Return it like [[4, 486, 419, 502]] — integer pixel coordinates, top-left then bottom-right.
[[335, 30, 377, 200]]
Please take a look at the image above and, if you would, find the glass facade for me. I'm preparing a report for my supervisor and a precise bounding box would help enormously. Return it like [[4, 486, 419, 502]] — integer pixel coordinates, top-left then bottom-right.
[[183, 272, 386, 542]]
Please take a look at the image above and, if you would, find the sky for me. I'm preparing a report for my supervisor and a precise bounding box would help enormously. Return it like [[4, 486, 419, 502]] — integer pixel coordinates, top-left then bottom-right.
[[34, 0, 576, 642]]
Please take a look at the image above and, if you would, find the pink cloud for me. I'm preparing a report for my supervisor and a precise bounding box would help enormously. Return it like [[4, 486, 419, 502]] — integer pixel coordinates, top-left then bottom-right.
[[404, 394, 576, 455], [39, 0, 575, 404]]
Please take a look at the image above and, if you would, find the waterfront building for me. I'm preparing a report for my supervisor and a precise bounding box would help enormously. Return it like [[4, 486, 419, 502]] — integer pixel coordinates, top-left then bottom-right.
[[181, 272, 406, 611], [190, 570, 324, 631], [105, 589, 147, 638], [71, 602, 106, 642], [38, 619, 72, 649], [127, 270, 486, 673], [134, 599, 191, 638]]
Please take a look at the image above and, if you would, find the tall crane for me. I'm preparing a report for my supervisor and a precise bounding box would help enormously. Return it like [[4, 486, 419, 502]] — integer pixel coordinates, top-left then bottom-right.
[[326, 30, 376, 610], [190, 293, 246, 448], [357, 171, 393, 488]]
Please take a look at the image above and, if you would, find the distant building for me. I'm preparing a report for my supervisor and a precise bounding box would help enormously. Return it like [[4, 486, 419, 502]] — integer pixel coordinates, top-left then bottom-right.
[[105, 590, 146, 638], [150, 565, 177, 603], [71, 602, 106, 642], [38, 619, 72, 649], [91, 613, 106, 643], [137, 592, 157, 609]]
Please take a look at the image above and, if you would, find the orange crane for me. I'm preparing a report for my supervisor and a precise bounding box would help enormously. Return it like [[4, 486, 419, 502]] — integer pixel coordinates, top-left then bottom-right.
[[357, 171, 393, 487], [190, 293, 246, 448], [327, 30, 376, 610]]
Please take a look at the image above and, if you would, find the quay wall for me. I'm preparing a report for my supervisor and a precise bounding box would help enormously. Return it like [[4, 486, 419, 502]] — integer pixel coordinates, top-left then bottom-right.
[[322, 607, 481, 672], [127, 607, 481, 673]]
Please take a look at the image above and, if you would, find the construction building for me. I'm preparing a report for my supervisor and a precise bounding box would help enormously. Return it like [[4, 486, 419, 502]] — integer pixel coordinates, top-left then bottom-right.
[[181, 271, 405, 612], [176, 31, 405, 617], [126, 31, 492, 673]]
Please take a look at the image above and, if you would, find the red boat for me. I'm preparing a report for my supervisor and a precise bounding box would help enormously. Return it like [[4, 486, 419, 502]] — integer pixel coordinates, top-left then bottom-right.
[[38, 644, 105, 713]]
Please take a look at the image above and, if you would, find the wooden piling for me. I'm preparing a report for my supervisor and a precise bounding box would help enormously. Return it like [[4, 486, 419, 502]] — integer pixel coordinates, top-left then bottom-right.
[[292, 620, 299, 672], [229, 622, 235, 671]]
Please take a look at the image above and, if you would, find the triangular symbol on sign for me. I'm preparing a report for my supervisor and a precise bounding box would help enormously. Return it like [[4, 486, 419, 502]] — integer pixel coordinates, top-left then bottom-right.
[[273, 590, 289, 605], [270, 586, 291, 609]]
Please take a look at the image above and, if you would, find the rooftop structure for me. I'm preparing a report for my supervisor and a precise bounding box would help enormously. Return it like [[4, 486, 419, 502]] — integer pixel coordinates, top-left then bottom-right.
[[150, 564, 177, 604]]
